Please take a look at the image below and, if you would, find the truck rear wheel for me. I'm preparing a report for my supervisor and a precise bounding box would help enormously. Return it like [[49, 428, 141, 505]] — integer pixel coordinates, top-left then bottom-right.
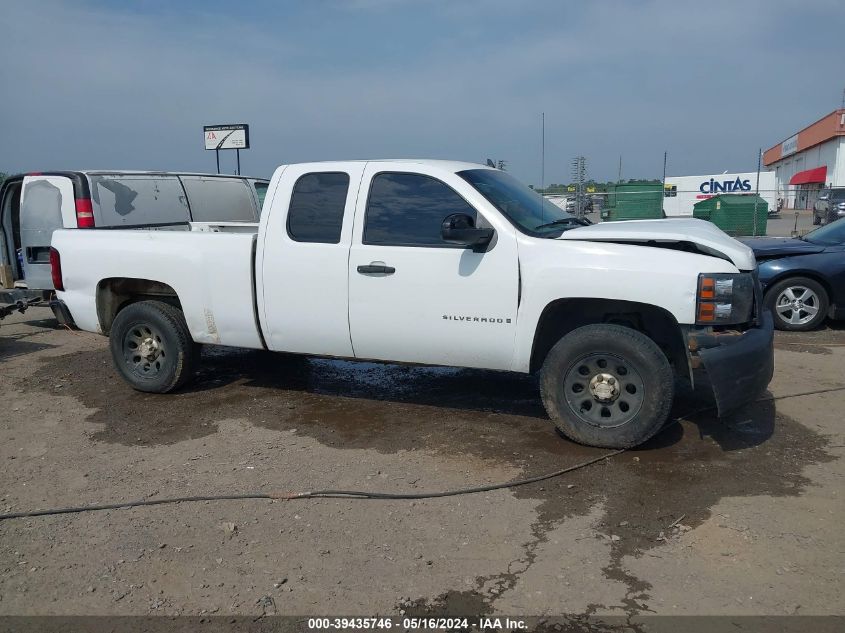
[[109, 300, 199, 393], [540, 324, 673, 448]]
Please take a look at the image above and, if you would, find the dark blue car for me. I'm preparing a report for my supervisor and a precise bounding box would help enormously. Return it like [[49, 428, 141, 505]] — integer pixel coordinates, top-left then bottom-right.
[[742, 218, 845, 331]]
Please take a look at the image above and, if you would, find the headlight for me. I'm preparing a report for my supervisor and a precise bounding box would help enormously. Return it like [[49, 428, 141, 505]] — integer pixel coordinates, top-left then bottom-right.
[[696, 273, 754, 325]]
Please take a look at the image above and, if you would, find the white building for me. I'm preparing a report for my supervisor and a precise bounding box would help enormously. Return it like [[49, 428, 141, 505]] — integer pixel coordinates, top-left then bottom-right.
[[763, 109, 845, 209]]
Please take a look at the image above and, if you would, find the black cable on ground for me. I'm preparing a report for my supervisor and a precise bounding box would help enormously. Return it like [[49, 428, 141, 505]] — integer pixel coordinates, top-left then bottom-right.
[[1, 385, 842, 521]]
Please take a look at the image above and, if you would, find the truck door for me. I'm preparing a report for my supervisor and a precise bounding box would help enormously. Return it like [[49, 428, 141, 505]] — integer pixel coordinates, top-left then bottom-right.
[[257, 162, 366, 357], [348, 164, 519, 370], [19, 175, 77, 290]]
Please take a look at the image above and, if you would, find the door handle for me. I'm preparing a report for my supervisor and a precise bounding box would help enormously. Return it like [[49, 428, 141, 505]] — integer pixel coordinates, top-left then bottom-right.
[[357, 263, 396, 275]]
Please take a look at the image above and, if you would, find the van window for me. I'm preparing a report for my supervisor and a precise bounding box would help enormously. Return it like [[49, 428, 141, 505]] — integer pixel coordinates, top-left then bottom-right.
[[91, 175, 190, 226], [254, 182, 269, 212], [181, 176, 258, 222]]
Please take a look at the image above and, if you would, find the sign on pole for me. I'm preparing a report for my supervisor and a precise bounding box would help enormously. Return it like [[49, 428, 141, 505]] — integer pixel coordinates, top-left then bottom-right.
[[204, 124, 250, 150], [203, 124, 250, 175]]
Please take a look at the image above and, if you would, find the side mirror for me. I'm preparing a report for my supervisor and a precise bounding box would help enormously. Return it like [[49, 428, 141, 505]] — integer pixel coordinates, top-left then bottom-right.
[[441, 213, 494, 252]]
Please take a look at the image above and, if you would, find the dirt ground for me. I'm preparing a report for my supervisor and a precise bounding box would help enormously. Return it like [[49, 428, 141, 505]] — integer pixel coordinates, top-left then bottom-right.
[[0, 307, 843, 619]]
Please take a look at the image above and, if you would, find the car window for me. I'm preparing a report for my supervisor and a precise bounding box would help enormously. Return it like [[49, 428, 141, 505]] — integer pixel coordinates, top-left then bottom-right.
[[831, 189, 845, 201], [90, 175, 190, 226], [254, 182, 269, 213], [181, 176, 257, 222], [804, 217, 845, 246], [364, 172, 477, 246], [287, 172, 349, 243]]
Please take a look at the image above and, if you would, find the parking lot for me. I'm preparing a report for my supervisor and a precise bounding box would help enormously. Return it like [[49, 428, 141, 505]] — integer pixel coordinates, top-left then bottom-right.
[[1, 296, 843, 618]]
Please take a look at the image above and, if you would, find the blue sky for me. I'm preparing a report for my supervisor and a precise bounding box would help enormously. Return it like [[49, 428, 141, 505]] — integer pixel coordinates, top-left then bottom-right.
[[1, 0, 843, 184]]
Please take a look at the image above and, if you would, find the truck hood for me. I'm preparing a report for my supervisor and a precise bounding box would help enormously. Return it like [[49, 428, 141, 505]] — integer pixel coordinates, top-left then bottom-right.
[[739, 237, 825, 259], [557, 218, 756, 270]]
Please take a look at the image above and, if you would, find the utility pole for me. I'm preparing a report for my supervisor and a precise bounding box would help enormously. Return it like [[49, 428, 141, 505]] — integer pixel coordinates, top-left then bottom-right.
[[540, 112, 546, 221], [618, 155, 622, 182], [570, 156, 587, 217], [540, 112, 545, 193], [753, 148, 762, 236], [661, 151, 668, 219]]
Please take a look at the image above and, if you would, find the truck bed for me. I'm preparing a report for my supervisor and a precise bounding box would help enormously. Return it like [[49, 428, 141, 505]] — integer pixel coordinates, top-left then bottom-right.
[[52, 229, 264, 348]]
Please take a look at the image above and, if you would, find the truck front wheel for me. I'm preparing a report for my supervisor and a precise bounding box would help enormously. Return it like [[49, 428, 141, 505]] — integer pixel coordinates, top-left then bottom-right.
[[109, 300, 199, 393], [540, 324, 673, 448]]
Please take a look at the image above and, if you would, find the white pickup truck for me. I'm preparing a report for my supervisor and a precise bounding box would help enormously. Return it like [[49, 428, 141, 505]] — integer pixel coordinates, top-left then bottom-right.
[[50, 160, 774, 448]]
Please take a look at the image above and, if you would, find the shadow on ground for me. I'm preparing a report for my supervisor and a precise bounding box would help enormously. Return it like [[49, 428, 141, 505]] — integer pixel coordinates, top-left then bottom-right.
[[0, 337, 57, 360]]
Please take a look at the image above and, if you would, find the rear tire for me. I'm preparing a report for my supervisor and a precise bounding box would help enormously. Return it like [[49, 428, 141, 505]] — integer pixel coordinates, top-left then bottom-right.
[[539, 324, 673, 448], [109, 300, 199, 393], [764, 276, 828, 331]]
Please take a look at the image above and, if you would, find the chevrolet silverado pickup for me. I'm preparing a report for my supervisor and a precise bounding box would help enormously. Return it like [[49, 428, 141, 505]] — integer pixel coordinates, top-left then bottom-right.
[[49, 160, 774, 448]]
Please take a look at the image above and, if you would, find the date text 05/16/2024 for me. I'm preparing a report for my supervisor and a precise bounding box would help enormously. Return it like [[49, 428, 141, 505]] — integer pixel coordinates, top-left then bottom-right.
[[307, 617, 527, 630]]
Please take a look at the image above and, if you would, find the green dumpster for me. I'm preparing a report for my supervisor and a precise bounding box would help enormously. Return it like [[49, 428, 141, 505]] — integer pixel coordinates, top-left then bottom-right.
[[602, 182, 663, 221], [693, 194, 768, 236]]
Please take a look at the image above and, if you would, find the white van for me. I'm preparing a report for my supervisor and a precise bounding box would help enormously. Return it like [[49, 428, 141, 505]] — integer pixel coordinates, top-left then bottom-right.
[[0, 171, 269, 296]]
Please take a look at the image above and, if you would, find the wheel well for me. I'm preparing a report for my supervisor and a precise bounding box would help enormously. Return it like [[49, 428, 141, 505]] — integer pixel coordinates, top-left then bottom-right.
[[96, 278, 181, 334], [529, 298, 688, 376]]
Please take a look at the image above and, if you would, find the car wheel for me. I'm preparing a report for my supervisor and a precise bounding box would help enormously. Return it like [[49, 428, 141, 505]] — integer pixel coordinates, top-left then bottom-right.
[[539, 324, 673, 448], [765, 277, 829, 332], [109, 300, 199, 392]]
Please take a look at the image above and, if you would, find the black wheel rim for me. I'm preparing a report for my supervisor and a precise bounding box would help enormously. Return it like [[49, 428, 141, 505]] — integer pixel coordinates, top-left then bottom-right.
[[563, 352, 645, 429], [123, 323, 167, 378]]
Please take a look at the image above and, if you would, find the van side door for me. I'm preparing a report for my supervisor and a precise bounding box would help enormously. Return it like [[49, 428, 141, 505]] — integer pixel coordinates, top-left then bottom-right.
[[19, 175, 77, 289]]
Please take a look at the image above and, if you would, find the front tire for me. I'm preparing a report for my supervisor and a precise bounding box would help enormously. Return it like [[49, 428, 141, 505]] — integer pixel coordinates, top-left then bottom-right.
[[765, 276, 828, 331], [109, 300, 199, 393], [540, 324, 673, 448]]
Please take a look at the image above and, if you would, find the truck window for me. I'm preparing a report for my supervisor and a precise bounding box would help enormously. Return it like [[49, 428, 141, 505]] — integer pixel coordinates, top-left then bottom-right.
[[363, 172, 477, 247], [287, 172, 349, 243], [181, 176, 257, 222], [91, 175, 190, 226]]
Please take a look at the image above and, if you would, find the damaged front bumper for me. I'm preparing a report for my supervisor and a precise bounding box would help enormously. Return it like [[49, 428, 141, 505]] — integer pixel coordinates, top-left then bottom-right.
[[686, 310, 774, 416]]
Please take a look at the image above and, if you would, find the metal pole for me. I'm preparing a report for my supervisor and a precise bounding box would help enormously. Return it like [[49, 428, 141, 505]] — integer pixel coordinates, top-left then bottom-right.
[[753, 147, 761, 236], [236, 149, 241, 175], [661, 151, 667, 218], [215, 149, 220, 175], [540, 112, 545, 221]]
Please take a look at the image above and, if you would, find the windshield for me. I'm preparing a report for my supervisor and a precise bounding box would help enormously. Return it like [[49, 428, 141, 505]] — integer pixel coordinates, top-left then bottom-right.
[[458, 169, 575, 236], [804, 217, 845, 246]]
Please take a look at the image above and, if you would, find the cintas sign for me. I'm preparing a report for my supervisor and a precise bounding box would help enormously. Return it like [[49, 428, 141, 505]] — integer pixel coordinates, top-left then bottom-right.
[[699, 177, 752, 194]]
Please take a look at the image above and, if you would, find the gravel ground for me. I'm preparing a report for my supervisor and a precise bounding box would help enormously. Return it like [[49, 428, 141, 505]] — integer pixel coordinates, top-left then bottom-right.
[[0, 307, 843, 618]]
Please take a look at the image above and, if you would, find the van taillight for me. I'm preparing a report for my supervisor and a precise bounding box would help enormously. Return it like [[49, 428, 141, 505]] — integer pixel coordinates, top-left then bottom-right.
[[75, 198, 95, 228], [49, 248, 64, 291]]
